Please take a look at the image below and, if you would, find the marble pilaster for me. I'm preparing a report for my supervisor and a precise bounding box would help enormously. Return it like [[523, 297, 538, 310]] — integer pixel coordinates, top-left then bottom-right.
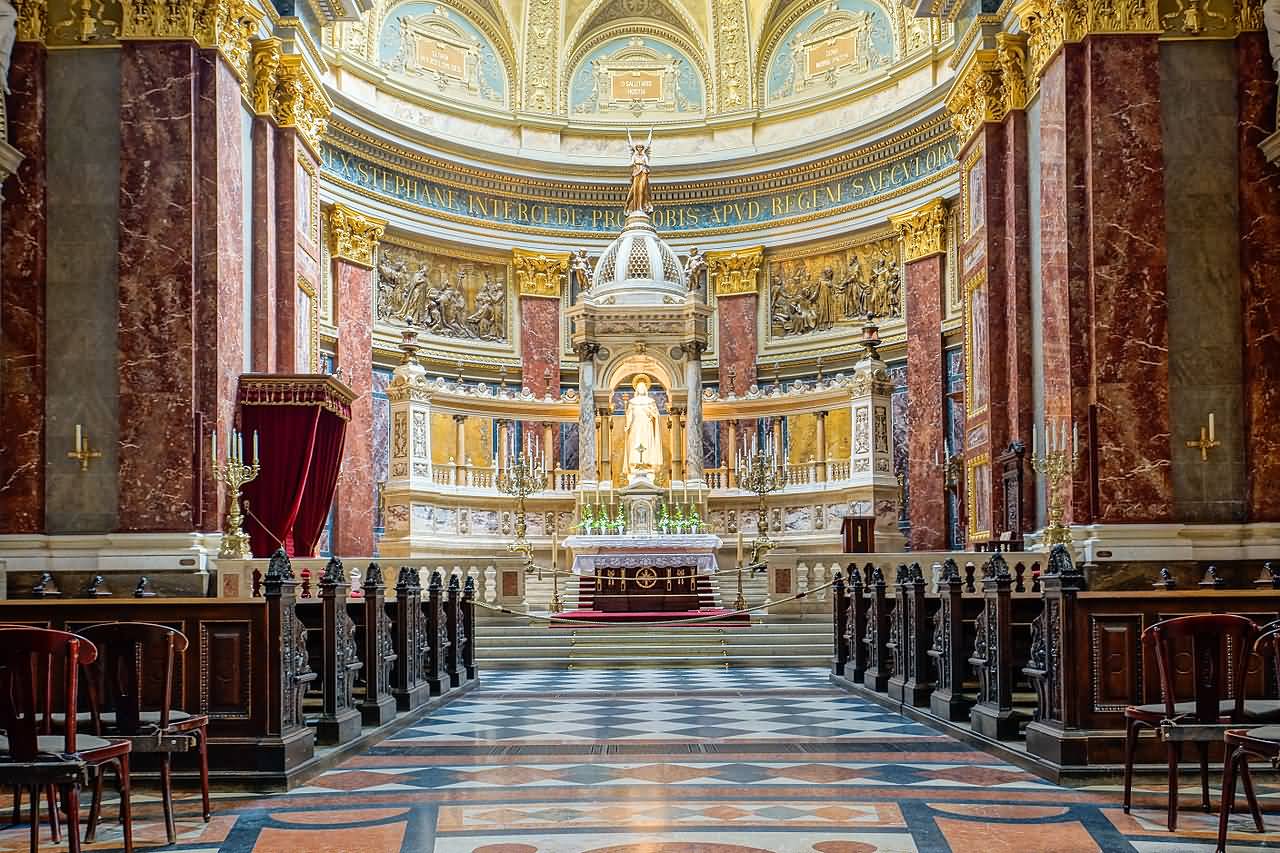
[[513, 249, 565, 464], [328, 204, 385, 556], [1238, 33, 1280, 521], [1002, 110, 1035, 530], [250, 115, 277, 372], [117, 42, 200, 532], [274, 128, 321, 372], [0, 43, 46, 532]]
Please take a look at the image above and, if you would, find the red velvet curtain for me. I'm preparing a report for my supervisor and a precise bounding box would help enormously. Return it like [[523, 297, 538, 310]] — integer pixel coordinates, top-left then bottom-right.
[[241, 406, 321, 557], [291, 410, 348, 557]]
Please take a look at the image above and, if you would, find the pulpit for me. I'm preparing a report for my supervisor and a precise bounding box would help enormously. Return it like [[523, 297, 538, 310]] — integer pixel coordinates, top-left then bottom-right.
[[237, 375, 355, 557]]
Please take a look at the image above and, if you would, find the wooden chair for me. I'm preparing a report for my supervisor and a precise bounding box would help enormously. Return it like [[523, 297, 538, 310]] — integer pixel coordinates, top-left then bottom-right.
[[1121, 613, 1260, 831], [77, 621, 211, 845], [0, 626, 133, 853], [1215, 625, 1280, 853]]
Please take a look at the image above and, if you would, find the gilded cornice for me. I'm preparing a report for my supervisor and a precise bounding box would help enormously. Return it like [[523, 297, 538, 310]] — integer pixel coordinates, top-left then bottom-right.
[[272, 53, 332, 157], [944, 49, 1004, 148], [16, 0, 46, 41], [512, 248, 569, 298], [327, 203, 386, 268], [891, 199, 948, 262], [711, 0, 751, 112], [1015, 0, 1163, 88], [706, 246, 763, 297]]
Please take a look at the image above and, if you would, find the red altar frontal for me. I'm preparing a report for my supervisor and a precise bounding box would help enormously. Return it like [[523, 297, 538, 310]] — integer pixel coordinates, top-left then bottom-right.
[[558, 534, 748, 626]]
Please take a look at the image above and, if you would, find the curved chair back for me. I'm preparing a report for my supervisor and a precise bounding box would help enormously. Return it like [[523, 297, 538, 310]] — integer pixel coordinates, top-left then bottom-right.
[[1255, 621, 1280, 695], [77, 622, 189, 734], [0, 626, 98, 759], [1145, 613, 1259, 723]]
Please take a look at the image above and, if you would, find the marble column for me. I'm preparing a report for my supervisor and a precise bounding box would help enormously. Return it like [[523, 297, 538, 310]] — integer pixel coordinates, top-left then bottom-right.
[[0, 42, 46, 533], [598, 407, 611, 483], [708, 247, 763, 454], [575, 343, 598, 486], [327, 203, 385, 556], [893, 199, 948, 550], [684, 342, 706, 486], [1238, 32, 1280, 521], [117, 42, 201, 532], [250, 111, 277, 372], [453, 415, 467, 483]]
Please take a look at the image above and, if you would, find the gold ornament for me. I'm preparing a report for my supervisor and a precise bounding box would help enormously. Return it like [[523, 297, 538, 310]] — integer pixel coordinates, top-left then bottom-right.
[[706, 246, 764, 296], [512, 248, 569, 298], [891, 199, 948, 262], [271, 54, 331, 157], [327, 203, 386, 269]]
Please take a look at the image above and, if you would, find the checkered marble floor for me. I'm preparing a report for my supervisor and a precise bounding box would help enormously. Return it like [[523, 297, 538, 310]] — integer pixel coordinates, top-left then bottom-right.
[[7, 666, 1280, 852]]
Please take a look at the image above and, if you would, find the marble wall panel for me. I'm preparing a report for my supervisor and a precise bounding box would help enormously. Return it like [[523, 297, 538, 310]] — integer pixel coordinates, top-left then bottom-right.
[[1084, 36, 1173, 523], [334, 260, 374, 556], [1161, 41, 1245, 522], [520, 295, 560, 463], [1003, 112, 1034, 458], [1238, 33, 1280, 521], [717, 293, 758, 393], [0, 44, 46, 532], [195, 52, 246, 532], [905, 254, 945, 549], [274, 130, 320, 372], [250, 116, 277, 371], [117, 43, 199, 532], [45, 51, 120, 533]]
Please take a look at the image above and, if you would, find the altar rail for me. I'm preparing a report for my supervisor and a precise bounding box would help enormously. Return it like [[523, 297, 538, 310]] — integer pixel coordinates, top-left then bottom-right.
[[831, 548, 1280, 776], [0, 552, 477, 787]]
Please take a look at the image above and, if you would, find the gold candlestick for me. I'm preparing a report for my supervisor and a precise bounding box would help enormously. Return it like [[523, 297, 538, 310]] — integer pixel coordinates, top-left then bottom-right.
[[738, 446, 782, 565], [1030, 419, 1079, 550], [215, 431, 261, 559], [498, 449, 542, 574]]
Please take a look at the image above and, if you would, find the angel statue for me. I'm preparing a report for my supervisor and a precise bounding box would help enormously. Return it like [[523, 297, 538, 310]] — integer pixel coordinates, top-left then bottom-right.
[[570, 248, 593, 296], [684, 247, 707, 292], [624, 127, 653, 215]]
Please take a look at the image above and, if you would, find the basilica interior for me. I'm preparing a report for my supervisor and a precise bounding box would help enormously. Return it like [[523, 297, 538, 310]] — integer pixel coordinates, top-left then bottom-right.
[[0, 0, 1279, 849]]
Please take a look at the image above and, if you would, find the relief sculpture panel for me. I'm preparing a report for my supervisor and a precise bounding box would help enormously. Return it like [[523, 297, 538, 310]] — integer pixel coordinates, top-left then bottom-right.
[[768, 236, 901, 337], [377, 241, 510, 342]]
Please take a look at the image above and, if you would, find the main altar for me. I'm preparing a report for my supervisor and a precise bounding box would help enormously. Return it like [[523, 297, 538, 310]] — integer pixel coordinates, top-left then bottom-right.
[[562, 533, 723, 616]]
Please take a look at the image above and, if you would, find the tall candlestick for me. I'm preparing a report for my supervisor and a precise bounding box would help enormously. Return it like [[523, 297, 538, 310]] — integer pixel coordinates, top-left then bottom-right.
[[1032, 423, 1038, 458], [551, 537, 557, 569], [211, 430, 217, 464], [1072, 421, 1078, 455]]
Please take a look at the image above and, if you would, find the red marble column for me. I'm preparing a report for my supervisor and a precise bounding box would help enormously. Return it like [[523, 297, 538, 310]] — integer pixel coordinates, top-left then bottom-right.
[[1237, 32, 1280, 521], [117, 42, 200, 532], [332, 262, 373, 555], [194, 51, 246, 532], [520, 292, 561, 461], [250, 115, 278, 372], [717, 293, 757, 394], [1002, 110, 1035, 530], [274, 130, 321, 372], [0, 43, 47, 533], [895, 198, 948, 551]]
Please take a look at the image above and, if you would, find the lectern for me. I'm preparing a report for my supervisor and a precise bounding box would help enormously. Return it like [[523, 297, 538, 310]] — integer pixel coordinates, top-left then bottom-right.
[[236, 374, 355, 557]]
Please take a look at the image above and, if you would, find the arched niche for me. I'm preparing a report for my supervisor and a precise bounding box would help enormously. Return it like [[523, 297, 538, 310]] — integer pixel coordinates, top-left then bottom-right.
[[566, 32, 707, 121], [377, 1, 511, 110], [759, 0, 896, 109]]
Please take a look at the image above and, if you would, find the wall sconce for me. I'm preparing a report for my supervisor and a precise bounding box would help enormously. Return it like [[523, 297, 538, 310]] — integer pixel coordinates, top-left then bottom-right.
[[67, 424, 101, 471], [1185, 412, 1221, 462]]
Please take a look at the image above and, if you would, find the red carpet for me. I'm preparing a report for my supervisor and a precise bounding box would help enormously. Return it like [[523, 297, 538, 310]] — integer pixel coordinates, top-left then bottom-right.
[[549, 608, 751, 627]]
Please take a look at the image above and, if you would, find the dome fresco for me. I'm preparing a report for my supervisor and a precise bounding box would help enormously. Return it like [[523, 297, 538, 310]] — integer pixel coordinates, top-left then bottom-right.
[[763, 0, 896, 107]]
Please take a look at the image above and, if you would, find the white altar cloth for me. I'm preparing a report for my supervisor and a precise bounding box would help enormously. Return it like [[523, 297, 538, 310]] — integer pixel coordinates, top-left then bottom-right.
[[563, 534, 723, 577]]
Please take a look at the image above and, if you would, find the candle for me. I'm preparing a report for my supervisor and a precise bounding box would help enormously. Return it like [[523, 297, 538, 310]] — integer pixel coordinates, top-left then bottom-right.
[[211, 429, 217, 464], [1209, 412, 1215, 441], [1032, 423, 1038, 458], [253, 430, 260, 464], [737, 530, 743, 564], [75, 424, 82, 453], [1072, 421, 1079, 455]]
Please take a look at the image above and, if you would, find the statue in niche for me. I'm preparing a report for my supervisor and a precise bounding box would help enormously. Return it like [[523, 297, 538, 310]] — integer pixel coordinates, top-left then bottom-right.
[[624, 374, 663, 481], [571, 248, 593, 296], [376, 244, 509, 341], [624, 128, 653, 215], [684, 248, 707, 293]]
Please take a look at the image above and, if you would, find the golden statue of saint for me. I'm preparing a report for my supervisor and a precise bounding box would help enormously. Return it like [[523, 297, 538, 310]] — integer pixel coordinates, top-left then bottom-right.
[[624, 128, 653, 215], [624, 374, 662, 478]]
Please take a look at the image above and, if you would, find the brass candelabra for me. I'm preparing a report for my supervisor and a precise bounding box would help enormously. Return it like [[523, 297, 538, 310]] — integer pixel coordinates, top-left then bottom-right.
[[497, 447, 543, 573], [214, 429, 260, 559], [1031, 418, 1079, 550], [737, 446, 783, 565]]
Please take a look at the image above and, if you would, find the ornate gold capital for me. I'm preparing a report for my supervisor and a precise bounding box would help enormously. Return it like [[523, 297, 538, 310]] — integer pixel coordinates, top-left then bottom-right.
[[327, 203, 386, 268], [946, 36, 1028, 147], [250, 37, 281, 115], [1015, 0, 1158, 88], [891, 199, 948, 262], [706, 246, 763, 296], [272, 54, 331, 157], [996, 33, 1028, 112], [202, 0, 265, 94], [15, 0, 47, 41], [121, 0, 197, 39], [513, 248, 569, 298]]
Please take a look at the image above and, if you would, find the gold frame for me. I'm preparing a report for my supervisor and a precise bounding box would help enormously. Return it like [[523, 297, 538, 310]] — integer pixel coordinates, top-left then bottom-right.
[[298, 275, 320, 373], [297, 154, 321, 257], [960, 143, 984, 240], [962, 267, 988, 418], [966, 451, 991, 543]]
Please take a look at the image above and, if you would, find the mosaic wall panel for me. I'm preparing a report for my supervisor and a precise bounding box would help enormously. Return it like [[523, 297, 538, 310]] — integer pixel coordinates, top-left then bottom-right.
[[764, 0, 894, 108], [377, 2, 508, 108], [376, 241, 510, 342], [768, 237, 901, 338]]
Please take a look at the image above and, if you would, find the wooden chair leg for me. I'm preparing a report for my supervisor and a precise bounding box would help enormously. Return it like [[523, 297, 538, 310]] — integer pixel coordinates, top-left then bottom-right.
[[1216, 745, 1240, 853], [84, 768, 103, 843], [1123, 718, 1139, 813], [1198, 741, 1211, 811], [43, 785, 59, 843], [118, 755, 133, 853], [1166, 739, 1181, 832], [11, 785, 20, 826], [29, 784, 40, 853], [196, 727, 211, 821], [160, 753, 176, 844], [61, 785, 80, 853], [1238, 751, 1265, 833]]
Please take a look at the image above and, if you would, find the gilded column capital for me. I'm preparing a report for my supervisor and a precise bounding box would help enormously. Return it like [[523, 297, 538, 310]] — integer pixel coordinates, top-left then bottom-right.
[[1015, 0, 1159, 88], [326, 203, 386, 269], [271, 53, 332, 157], [15, 0, 47, 41], [250, 37, 281, 115], [706, 246, 763, 297], [891, 199, 948, 262], [512, 248, 569, 298], [996, 33, 1028, 112], [202, 0, 265, 94], [945, 50, 1002, 148]]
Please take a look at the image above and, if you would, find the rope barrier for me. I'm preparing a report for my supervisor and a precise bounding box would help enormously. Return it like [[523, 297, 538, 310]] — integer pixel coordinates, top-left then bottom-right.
[[471, 578, 836, 628]]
